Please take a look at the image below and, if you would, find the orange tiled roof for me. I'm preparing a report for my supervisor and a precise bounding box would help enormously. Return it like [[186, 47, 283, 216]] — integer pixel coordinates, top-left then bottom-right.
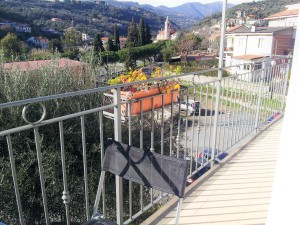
[[3, 59, 87, 72], [233, 54, 267, 61], [227, 25, 244, 32], [209, 33, 221, 39], [265, 9, 299, 19]]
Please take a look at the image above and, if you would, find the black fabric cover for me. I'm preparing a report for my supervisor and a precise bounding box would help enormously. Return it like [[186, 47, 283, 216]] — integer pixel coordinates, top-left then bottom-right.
[[103, 140, 189, 198], [81, 218, 117, 225]]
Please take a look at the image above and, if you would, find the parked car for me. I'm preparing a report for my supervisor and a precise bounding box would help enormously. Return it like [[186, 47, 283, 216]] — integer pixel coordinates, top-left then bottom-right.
[[180, 100, 200, 116], [186, 149, 228, 185]]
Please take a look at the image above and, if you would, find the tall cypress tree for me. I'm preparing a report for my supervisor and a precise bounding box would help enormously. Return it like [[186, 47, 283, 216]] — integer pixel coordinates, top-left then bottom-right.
[[93, 33, 104, 52], [107, 37, 114, 51], [145, 23, 152, 45], [113, 24, 120, 51], [127, 18, 138, 47], [138, 17, 145, 46]]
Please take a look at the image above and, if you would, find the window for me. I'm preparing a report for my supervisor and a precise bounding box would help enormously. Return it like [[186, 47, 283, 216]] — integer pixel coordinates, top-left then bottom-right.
[[258, 38, 264, 48], [243, 64, 251, 71], [254, 63, 262, 70]]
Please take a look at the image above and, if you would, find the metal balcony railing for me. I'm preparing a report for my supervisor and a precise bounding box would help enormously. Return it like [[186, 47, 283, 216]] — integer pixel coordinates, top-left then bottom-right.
[[0, 58, 291, 225]]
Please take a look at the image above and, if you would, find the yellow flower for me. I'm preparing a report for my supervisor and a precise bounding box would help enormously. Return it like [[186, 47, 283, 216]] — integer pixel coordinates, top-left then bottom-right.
[[174, 84, 180, 90]]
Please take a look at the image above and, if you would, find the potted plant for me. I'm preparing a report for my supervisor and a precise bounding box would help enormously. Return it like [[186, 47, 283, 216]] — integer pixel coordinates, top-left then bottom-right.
[[107, 66, 181, 115]]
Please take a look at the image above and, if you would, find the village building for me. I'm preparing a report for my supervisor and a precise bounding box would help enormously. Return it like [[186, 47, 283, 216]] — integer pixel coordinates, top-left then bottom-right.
[[27, 36, 49, 49], [224, 26, 293, 80]]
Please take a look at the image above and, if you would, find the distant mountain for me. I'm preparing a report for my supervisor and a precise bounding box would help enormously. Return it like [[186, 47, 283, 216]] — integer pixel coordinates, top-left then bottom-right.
[[105, 1, 234, 28]]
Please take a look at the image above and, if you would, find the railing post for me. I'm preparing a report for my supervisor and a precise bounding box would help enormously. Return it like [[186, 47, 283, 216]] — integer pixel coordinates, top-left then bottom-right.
[[113, 87, 123, 225], [254, 62, 266, 130], [210, 0, 227, 167]]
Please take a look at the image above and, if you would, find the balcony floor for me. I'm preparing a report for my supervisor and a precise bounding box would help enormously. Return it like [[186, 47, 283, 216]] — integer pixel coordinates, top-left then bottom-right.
[[151, 119, 282, 225]]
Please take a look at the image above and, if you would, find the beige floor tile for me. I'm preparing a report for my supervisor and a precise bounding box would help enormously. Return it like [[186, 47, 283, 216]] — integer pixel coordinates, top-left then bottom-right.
[[153, 120, 282, 225]]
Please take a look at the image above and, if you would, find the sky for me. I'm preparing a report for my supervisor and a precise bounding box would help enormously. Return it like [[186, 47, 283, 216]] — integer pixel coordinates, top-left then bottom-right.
[[116, 0, 255, 7]]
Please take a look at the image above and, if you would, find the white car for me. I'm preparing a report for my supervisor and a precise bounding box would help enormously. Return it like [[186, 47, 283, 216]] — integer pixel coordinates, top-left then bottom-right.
[[180, 100, 200, 116]]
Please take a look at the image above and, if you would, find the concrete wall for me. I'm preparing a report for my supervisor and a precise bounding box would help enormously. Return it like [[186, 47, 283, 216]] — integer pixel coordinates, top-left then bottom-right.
[[232, 35, 273, 57]]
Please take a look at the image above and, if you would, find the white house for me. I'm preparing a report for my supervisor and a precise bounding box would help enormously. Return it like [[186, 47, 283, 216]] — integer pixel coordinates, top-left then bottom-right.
[[265, 4, 299, 28], [225, 26, 293, 79], [27, 36, 49, 49], [265, 4, 299, 40], [14, 24, 31, 33]]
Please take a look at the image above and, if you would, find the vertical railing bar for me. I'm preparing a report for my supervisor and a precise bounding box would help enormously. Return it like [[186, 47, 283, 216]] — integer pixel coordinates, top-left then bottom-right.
[[223, 78, 230, 151], [6, 135, 25, 225], [281, 61, 290, 111], [139, 99, 144, 212], [190, 84, 196, 174], [202, 84, 209, 165], [243, 73, 251, 136], [276, 64, 283, 112], [278, 64, 286, 112], [33, 127, 50, 225], [238, 78, 245, 140], [227, 77, 234, 149], [230, 74, 239, 147], [150, 97, 155, 152], [161, 95, 165, 155], [113, 87, 123, 225], [128, 102, 132, 220], [150, 97, 154, 204], [208, 83, 215, 156], [255, 64, 266, 128], [274, 64, 282, 113], [264, 66, 272, 122], [270, 65, 278, 116], [81, 115, 90, 221], [195, 84, 202, 170], [169, 92, 174, 157], [217, 79, 225, 152], [249, 70, 257, 132], [254, 70, 262, 127], [176, 89, 182, 158], [59, 121, 71, 225], [184, 91, 189, 160], [234, 76, 242, 144], [99, 110, 106, 218], [263, 66, 271, 121], [244, 75, 250, 137]]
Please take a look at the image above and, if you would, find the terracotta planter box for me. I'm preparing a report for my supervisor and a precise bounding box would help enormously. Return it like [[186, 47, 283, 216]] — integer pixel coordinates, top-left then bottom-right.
[[120, 87, 179, 116]]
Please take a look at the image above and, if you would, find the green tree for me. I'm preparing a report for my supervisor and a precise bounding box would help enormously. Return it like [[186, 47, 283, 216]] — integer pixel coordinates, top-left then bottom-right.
[[0, 32, 24, 60], [107, 37, 114, 51], [127, 18, 138, 47], [161, 41, 176, 62], [48, 39, 64, 53], [93, 33, 105, 53], [63, 27, 82, 52], [145, 23, 152, 45], [113, 24, 120, 51], [92, 34, 104, 65], [138, 17, 145, 46], [175, 33, 202, 55]]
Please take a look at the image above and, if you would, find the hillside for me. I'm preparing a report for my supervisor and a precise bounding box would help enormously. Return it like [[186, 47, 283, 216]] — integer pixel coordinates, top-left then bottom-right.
[[105, 1, 234, 28], [196, 0, 300, 28], [0, 0, 169, 38]]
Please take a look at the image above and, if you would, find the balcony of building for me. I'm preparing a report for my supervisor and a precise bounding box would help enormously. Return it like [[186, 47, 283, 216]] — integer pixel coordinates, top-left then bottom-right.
[[0, 54, 293, 225]]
